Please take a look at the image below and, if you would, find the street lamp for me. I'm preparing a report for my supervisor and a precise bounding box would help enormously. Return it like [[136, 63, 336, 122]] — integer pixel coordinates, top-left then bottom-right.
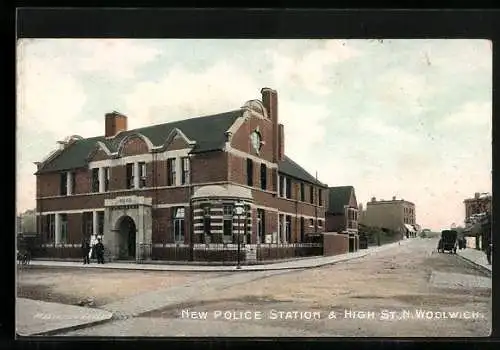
[[233, 201, 245, 270]]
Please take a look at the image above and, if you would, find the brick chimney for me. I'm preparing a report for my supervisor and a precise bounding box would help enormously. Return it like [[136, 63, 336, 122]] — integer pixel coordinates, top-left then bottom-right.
[[278, 124, 285, 161], [261, 88, 279, 163], [105, 111, 128, 137]]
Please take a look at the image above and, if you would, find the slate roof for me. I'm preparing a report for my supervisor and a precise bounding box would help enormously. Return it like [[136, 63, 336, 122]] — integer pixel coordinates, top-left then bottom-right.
[[278, 156, 327, 187], [327, 186, 356, 214], [36, 110, 326, 186], [36, 110, 243, 174]]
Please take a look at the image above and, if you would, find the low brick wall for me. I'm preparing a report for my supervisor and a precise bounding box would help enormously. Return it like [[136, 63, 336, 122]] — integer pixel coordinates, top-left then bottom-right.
[[35, 246, 82, 259], [257, 245, 323, 261], [322, 233, 349, 256]]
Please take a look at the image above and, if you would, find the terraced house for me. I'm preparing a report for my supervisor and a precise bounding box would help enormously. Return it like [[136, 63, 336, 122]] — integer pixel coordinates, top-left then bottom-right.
[[35, 88, 328, 261]]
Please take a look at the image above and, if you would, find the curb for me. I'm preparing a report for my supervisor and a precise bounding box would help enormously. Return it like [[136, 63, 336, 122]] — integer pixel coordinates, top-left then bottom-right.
[[23, 315, 114, 337], [456, 252, 492, 277], [28, 240, 411, 273]]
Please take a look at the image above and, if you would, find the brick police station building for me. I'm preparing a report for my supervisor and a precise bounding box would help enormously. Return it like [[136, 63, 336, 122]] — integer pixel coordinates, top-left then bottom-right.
[[35, 88, 328, 261]]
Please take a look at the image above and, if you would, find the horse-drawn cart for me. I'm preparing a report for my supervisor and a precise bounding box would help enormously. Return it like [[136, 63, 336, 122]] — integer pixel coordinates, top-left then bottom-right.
[[437, 230, 458, 254]]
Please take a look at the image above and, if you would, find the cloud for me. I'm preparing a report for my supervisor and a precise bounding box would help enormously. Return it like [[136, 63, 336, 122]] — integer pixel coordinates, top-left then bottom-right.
[[76, 39, 161, 79], [124, 61, 262, 128], [372, 70, 433, 117], [267, 40, 360, 95], [438, 101, 492, 129], [17, 40, 89, 140]]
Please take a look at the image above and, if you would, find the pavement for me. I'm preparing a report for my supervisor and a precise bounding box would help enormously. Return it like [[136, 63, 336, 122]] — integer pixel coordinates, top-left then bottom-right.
[[17, 239, 415, 336], [16, 298, 113, 336], [456, 247, 492, 274], [28, 239, 413, 272]]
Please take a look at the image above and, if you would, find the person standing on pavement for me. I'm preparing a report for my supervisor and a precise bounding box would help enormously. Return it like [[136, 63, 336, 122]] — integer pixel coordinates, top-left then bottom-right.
[[81, 239, 91, 264], [95, 238, 105, 264]]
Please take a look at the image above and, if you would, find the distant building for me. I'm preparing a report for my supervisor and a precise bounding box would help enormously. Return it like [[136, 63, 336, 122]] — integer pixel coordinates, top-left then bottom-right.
[[325, 186, 359, 234], [362, 196, 417, 238], [464, 192, 491, 223]]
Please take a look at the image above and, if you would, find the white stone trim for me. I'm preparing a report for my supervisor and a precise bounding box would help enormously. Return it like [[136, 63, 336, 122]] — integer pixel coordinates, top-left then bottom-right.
[[224, 144, 278, 169], [193, 215, 224, 220], [66, 172, 73, 195], [194, 222, 223, 227], [88, 148, 192, 169], [155, 203, 190, 209], [117, 132, 155, 155], [92, 211, 98, 235], [105, 195, 153, 207], [98, 168, 105, 193], [54, 213, 61, 244], [251, 204, 324, 221], [194, 229, 224, 234]]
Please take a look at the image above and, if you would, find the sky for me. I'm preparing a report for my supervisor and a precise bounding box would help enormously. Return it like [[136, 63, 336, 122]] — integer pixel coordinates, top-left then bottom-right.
[[16, 39, 492, 231]]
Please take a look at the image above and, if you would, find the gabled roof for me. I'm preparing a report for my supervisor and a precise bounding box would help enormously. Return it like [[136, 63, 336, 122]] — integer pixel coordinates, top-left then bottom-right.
[[327, 186, 355, 214], [35, 109, 327, 187], [278, 156, 327, 187], [36, 110, 243, 174]]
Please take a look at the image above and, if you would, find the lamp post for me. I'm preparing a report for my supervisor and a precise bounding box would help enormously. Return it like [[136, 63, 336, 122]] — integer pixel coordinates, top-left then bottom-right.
[[233, 201, 245, 270]]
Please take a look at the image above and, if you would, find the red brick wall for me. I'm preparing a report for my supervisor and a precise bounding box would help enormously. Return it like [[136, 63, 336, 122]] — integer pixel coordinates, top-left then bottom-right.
[[191, 151, 228, 183], [89, 149, 110, 162], [166, 136, 189, 151], [74, 169, 91, 194], [68, 213, 83, 243], [323, 233, 349, 256], [326, 213, 346, 233], [231, 117, 274, 164], [37, 173, 60, 197], [121, 136, 149, 156], [37, 187, 191, 212], [109, 165, 126, 191]]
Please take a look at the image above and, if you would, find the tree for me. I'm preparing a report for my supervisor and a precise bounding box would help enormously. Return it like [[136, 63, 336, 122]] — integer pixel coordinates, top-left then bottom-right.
[[19, 209, 36, 233]]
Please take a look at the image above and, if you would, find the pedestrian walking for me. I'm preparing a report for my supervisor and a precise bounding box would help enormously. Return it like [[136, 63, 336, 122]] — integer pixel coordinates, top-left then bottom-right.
[[81, 239, 90, 264], [95, 238, 105, 264], [486, 243, 492, 265]]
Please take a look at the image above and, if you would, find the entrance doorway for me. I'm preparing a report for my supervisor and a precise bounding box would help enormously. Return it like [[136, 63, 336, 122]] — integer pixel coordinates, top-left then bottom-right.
[[118, 215, 136, 259]]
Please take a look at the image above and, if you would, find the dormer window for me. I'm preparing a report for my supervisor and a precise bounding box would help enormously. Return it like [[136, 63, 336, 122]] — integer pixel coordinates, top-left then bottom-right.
[[139, 162, 146, 188]]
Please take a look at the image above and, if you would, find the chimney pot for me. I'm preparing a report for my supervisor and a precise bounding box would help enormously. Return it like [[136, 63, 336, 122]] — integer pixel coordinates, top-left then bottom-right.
[[392, 196, 396, 200], [371, 197, 376, 202]]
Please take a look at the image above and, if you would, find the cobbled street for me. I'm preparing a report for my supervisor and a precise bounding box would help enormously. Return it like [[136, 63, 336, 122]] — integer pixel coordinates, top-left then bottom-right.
[[46, 238, 492, 337]]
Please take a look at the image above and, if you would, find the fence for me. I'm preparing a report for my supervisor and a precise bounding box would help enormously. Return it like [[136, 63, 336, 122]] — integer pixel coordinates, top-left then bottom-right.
[[27, 241, 324, 264], [150, 242, 323, 263]]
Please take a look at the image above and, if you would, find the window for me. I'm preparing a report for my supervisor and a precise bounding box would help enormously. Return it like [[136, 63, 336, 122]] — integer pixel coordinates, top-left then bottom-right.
[[98, 211, 105, 236], [104, 167, 110, 192], [309, 218, 314, 227], [60, 172, 67, 195], [223, 205, 233, 216], [223, 219, 233, 243], [279, 176, 285, 197], [278, 214, 284, 242], [173, 207, 185, 243], [310, 186, 314, 204], [318, 189, 323, 206], [285, 178, 291, 199], [167, 158, 176, 186], [138, 162, 146, 188], [300, 183, 305, 202], [82, 212, 93, 238], [285, 215, 292, 243], [181, 157, 190, 185], [45, 214, 55, 243], [257, 209, 265, 244], [69, 172, 76, 194], [246, 158, 253, 186], [126, 163, 134, 189], [60, 214, 68, 243], [90, 168, 99, 192], [260, 164, 267, 190], [318, 219, 323, 228]]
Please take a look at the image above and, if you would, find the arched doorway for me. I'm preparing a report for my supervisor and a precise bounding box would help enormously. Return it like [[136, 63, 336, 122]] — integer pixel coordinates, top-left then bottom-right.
[[117, 215, 136, 259]]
